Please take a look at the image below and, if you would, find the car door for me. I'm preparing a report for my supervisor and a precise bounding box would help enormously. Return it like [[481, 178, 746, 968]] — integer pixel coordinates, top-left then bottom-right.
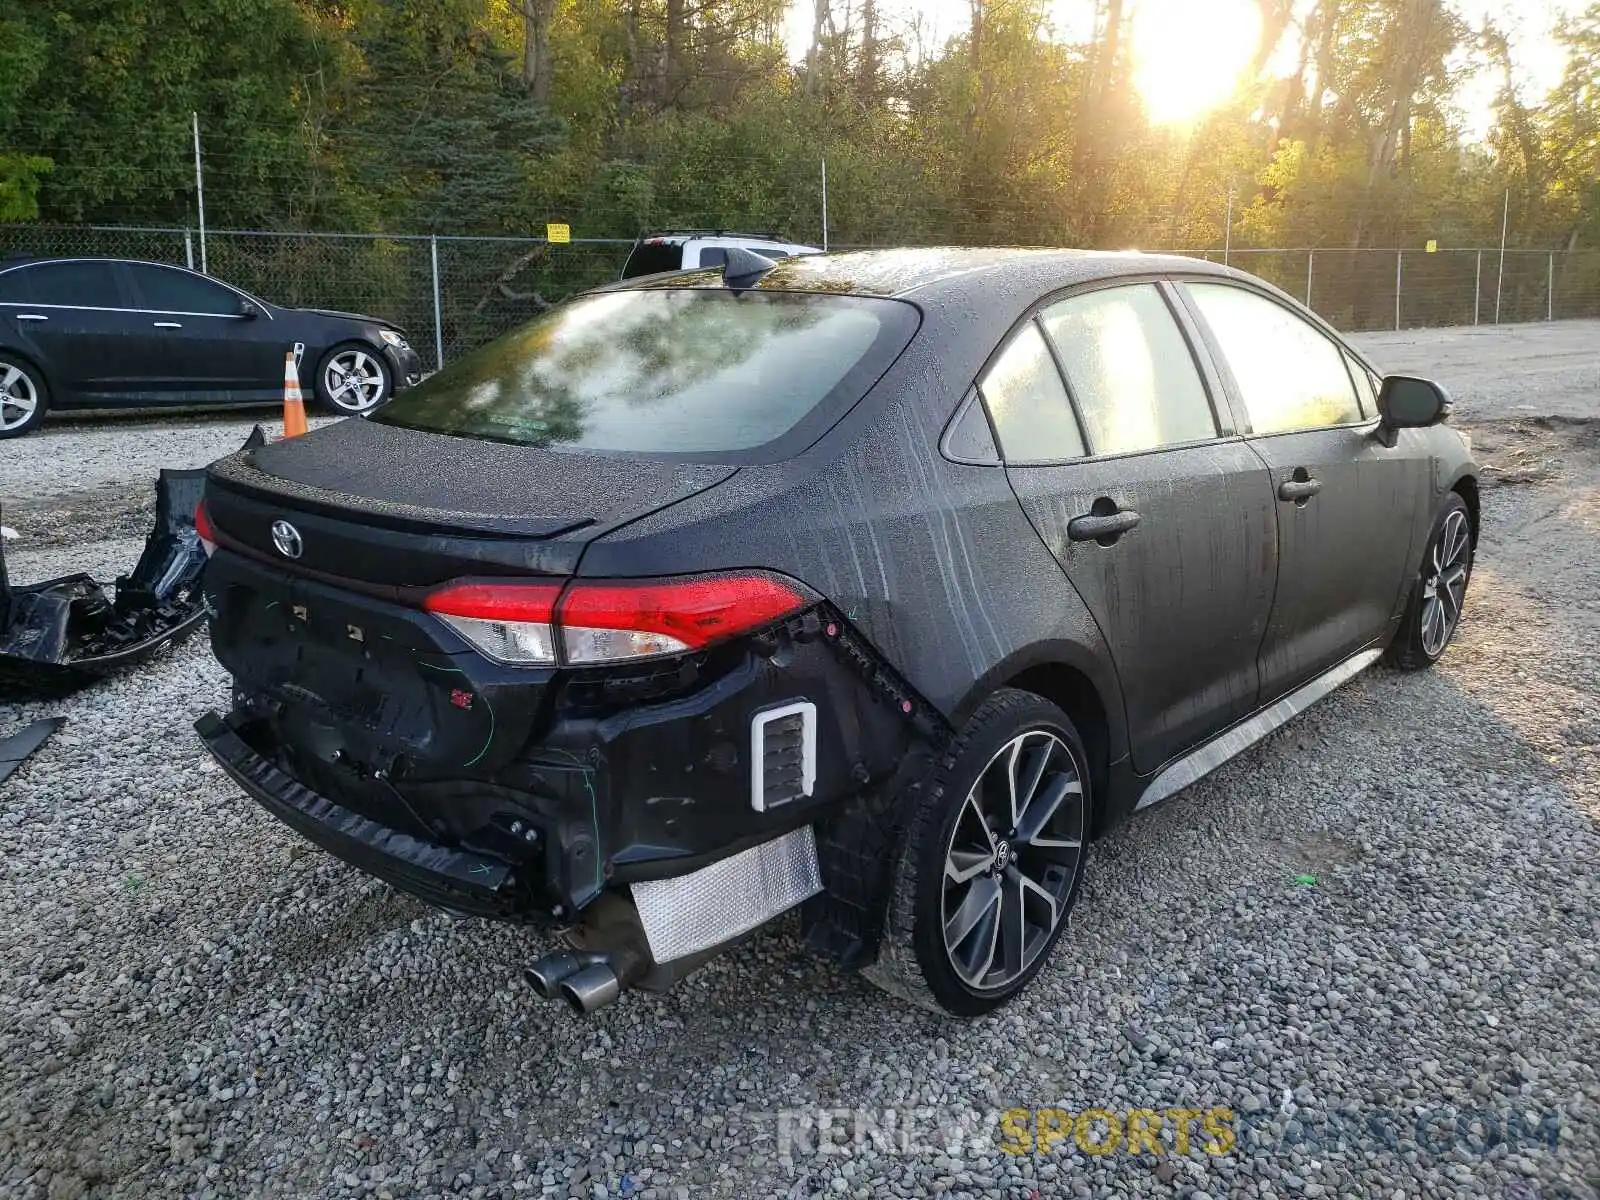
[[987, 281, 1279, 773], [1178, 280, 1427, 701], [0, 260, 146, 405], [122, 263, 285, 403]]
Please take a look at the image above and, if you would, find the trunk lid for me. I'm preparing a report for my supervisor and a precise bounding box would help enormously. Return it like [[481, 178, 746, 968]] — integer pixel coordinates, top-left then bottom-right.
[[205, 417, 737, 586], [203, 418, 737, 781]]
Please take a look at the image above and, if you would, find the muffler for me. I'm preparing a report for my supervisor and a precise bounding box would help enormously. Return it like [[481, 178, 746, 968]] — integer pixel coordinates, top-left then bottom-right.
[[558, 963, 622, 1013], [524, 894, 654, 1015], [524, 950, 607, 999]]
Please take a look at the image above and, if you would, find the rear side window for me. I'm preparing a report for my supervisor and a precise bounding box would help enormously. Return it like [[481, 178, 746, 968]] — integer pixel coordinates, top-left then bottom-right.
[[373, 288, 919, 459], [126, 264, 240, 314], [1186, 283, 1362, 434], [978, 323, 1085, 462], [0, 267, 33, 302], [1040, 284, 1217, 455], [620, 242, 685, 278], [21, 261, 121, 307]]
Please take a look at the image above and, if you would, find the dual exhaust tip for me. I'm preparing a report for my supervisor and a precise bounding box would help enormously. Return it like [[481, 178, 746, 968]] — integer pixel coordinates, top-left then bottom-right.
[[524, 950, 622, 1014]]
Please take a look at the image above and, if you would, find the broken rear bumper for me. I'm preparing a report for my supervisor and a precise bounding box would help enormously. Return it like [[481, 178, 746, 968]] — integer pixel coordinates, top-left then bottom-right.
[[198, 600, 933, 928], [197, 711, 529, 919]]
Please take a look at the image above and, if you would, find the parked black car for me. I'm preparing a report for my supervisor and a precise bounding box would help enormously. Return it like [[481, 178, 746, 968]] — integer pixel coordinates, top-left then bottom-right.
[[0, 257, 423, 438], [194, 249, 1478, 1016]]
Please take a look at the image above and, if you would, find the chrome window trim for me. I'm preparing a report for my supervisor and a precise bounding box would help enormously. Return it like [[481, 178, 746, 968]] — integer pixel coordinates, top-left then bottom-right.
[[0, 300, 257, 321], [0, 258, 276, 320]]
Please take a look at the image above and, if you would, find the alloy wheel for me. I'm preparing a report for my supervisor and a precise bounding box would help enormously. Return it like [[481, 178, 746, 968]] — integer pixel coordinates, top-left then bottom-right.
[[0, 362, 39, 433], [324, 349, 386, 412], [1420, 509, 1470, 658], [941, 729, 1085, 992]]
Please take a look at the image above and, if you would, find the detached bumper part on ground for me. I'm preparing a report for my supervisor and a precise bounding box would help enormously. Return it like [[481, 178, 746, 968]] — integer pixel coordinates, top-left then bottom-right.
[[0, 716, 63, 786], [0, 428, 264, 698]]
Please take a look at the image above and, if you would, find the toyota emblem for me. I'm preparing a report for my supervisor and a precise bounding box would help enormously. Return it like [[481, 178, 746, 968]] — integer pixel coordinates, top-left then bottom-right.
[[270, 519, 304, 559]]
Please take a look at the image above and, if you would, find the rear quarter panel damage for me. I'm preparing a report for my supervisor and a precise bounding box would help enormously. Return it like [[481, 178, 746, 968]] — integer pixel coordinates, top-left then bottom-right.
[[574, 296, 1132, 962], [575, 313, 1127, 763]]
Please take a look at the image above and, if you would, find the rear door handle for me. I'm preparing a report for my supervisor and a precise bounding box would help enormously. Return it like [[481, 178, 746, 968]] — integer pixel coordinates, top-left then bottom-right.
[[153, 321, 183, 329], [1278, 477, 1323, 502], [15, 313, 47, 321], [1067, 508, 1141, 543]]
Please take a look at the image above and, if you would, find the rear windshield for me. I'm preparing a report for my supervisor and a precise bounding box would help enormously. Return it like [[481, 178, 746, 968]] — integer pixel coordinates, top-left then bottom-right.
[[620, 241, 686, 278], [372, 288, 919, 458]]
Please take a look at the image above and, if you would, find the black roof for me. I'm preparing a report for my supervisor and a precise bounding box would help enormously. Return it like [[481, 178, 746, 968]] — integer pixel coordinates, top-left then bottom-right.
[[0, 255, 210, 275], [619, 247, 1244, 301]]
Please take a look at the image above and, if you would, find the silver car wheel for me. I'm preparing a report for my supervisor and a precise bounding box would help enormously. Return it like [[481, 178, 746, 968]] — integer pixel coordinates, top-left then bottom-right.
[[0, 361, 40, 433], [1420, 509, 1471, 658], [941, 729, 1085, 992], [323, 349, 387, 413]]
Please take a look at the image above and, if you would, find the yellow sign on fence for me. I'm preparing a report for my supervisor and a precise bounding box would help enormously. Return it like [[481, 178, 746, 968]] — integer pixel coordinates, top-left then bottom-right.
[[546, 223, 571, 244], [1425, 239, 1438, 253]]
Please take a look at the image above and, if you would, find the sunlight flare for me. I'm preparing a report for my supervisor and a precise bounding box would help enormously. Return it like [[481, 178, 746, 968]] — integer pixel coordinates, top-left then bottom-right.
[[1131, 0, 1262, 126]]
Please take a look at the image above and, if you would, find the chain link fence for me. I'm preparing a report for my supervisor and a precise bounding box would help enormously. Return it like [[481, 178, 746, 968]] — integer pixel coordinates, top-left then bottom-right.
[[1202, 247, 1600, 332], [3, 223, 1598, 371], [0, 225, 633, 371]]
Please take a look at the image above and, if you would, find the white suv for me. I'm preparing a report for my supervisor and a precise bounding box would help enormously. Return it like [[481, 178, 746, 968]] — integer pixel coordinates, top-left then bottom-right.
[[620, 231, 822, 279]]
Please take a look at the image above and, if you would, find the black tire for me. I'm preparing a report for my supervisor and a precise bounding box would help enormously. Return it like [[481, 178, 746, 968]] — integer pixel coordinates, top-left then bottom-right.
[[0, 353, 49, 439], [313, 341, 392, 415], [863, 688, 1091, 1016], [1386, 492, 1473, 671]]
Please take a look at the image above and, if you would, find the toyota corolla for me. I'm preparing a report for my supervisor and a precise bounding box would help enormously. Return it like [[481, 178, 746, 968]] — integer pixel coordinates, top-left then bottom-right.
[[194, 248, 1477, 1016]]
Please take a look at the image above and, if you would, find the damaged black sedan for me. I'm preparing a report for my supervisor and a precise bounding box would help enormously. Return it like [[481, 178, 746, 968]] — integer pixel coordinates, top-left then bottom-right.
[[196, 249, 1478, 1016]]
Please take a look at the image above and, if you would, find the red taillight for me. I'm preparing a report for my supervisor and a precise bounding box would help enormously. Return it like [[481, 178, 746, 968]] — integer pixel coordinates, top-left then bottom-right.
[[422, 581, 561, 623], [423, 581, 562, 665], [194, 500, 218, 557], [422, 572, 815, 666], [560, 575, 811, 652]]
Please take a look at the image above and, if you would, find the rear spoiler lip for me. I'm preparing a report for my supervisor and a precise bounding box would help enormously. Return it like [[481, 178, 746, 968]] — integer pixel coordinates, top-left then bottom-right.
[[205, 458, 594, 542]]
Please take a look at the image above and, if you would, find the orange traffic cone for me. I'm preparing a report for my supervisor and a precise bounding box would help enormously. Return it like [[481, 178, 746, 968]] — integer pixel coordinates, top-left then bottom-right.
[[282, 348, 308, 438]]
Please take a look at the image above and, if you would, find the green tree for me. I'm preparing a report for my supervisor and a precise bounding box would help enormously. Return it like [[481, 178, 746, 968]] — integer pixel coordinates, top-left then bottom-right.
[[0, 0, 327, 226]]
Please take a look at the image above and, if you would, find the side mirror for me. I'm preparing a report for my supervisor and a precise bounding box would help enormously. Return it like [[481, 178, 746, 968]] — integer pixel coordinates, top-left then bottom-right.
[[238, 300, 260, 320], [1375, 375, 1450, 446]]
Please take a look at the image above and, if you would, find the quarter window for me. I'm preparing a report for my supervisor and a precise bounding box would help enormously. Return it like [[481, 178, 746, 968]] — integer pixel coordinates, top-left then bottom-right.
[[978, 323, 1085, 462], [126, 264, 240, 315], [1186, 283, 1362, 434], [1039, 284, 1217, 455], [22, 261, 121, 307], [943, 389, 1001, 464]]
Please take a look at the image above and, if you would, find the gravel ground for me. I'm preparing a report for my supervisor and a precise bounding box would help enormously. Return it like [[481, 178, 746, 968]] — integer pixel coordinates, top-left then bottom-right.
[[2, 326, 1598, 1199], [0, 412, 337, 549], [1351, 319, 1600, 421]]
